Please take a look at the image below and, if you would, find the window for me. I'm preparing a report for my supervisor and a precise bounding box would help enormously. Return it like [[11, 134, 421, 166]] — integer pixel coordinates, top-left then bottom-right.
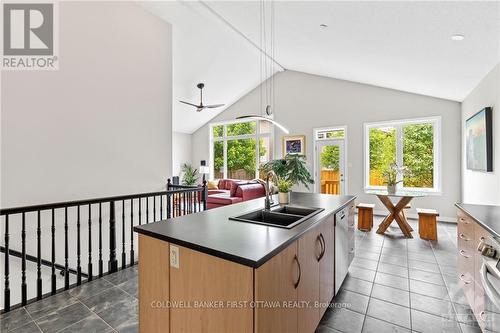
[[316, 128, 345, 140], [364, 117, 441, 192], [210, 120, 272, 180]]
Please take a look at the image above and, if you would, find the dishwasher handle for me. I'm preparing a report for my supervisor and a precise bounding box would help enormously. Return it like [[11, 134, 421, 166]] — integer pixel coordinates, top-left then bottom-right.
[[480, 262, 500, 311]]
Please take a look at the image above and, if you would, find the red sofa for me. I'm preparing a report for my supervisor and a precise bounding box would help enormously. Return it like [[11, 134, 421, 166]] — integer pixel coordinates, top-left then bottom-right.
[[206, 179, 266, 209]]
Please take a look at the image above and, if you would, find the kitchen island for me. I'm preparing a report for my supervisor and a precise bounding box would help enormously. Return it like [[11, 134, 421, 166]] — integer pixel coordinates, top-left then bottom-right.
[[134, 192, 356, 333]]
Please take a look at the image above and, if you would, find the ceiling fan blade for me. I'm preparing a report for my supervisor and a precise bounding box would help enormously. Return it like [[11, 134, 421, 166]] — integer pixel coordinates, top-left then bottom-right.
[[205, 104, 225, 109], [179, 100, 200, 108]]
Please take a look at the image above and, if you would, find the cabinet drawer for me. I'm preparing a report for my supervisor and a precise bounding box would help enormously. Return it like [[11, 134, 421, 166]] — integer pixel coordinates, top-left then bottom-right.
[[458, 248, 475, 307], [457, 230, 474, 252], [457, 211, 474, 234]]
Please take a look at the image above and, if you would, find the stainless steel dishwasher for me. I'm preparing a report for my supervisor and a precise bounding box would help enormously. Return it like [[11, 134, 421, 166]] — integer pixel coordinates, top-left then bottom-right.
[[335, 204, 355, 294]]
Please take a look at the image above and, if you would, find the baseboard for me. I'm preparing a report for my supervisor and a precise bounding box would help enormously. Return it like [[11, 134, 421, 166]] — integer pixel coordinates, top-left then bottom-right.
[[371, 209, 457, 223]]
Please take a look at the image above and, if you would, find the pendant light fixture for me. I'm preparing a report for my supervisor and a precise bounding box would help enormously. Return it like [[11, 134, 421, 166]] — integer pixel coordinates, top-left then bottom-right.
[[236, 0, 289, 134]]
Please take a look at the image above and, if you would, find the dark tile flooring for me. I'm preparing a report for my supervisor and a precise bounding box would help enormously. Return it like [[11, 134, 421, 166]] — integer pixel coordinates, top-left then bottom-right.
[[0, 267, 138, 333], [1, 217, 475, 333]]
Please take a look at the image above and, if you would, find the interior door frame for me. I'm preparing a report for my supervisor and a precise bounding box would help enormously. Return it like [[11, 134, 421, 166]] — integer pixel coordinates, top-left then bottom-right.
[[313, 126, 348, 195]]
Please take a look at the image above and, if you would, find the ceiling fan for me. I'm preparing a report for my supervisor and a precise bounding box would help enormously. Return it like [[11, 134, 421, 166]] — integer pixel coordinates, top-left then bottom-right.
[[179, 83, 225, 112]]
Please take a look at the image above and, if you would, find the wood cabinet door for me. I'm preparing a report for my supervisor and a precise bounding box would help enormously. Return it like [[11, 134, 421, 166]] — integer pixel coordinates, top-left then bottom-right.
[[473, 223, 490, 331], [255, 241, 299, 333], [298, 226, 321, 333], [319, 215, 335, 318], [457, 212, 475, 310], [170, 245, 254, 333], [138, 235, 170, 333]]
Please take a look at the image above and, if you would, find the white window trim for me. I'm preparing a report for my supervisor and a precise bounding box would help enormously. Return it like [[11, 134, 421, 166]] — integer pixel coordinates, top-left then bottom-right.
[[313, 125, 348, 195], [363, 116, 442, 194], [209, 119, 273, 180]]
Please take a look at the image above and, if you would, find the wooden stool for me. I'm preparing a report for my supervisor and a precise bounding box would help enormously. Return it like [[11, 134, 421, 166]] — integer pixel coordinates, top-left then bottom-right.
[[357, 203, 375, 231], [417, 208, 439, 241]]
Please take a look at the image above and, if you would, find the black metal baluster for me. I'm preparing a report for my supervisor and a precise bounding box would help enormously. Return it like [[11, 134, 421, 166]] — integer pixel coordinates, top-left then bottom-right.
[[88, 204, 93, 281], [183, 193, 186, 215], [130, 199, 134, 265], [4, 215, 10, 311], [108, 201, 118, 273], [146, 197, 149, 224], [160, 194, 163, 220], [139, 198, 142, 225], [98, 203, 103, 277], [51, 208, 56, 294], [202, 181, 207, 211], [153, 196, 156, 221], [178, 193, 181, 216], [122, 200, 126, 269], [167, 193, 171, 219], [21, 212, 27, 305], [194, 192, 197, 213], [37, 210, 42, 299], [64, 207, 69, 289], [76, 206, 82, 285]]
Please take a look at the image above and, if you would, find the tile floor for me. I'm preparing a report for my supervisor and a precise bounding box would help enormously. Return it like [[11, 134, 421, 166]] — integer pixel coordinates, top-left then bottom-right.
[[0, 216, 478, 333]]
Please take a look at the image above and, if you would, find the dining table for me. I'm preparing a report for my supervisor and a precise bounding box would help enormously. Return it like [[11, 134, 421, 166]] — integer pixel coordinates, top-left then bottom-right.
[[366, 189, 427, 238]]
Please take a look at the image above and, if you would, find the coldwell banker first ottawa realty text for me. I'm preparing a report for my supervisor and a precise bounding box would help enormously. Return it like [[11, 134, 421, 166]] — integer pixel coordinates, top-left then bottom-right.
[[2, 1, 59, 70]]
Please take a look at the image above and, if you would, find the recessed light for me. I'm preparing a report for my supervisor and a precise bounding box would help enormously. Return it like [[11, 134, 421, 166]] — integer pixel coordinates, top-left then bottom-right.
[[451, 34, 465, 41], [319, 24, 328, 28]]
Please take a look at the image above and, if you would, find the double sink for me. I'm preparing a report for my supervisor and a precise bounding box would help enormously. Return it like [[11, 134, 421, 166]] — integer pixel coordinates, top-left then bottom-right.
[[230, 205, 324, 229]]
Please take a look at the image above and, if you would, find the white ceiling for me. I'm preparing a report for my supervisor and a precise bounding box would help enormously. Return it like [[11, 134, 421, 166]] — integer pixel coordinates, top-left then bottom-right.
[[142, 1, 500, 134]]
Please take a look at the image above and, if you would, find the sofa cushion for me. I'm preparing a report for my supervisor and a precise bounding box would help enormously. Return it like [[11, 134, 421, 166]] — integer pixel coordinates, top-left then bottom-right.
[[218, 179, 226, 189], [206, 193, 243, 205], [236, 183, 266, 201], [207, 189, 228, 196], [207, 180, 218, 190]]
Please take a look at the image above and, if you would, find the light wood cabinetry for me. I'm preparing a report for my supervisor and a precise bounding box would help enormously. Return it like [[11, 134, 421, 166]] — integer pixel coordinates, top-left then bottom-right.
[[255, 241, 298, 333], [319, 215, 335, 318], [297, 227, 321, 333], [139, 204, 356, 333], [138, 235, 170, 333], [169, 245, 254, 333]]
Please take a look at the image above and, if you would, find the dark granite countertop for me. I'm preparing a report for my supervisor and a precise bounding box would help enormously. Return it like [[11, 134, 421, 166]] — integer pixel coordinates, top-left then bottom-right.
[[456, 203, 500, 238], [134, 192, 356, 268]]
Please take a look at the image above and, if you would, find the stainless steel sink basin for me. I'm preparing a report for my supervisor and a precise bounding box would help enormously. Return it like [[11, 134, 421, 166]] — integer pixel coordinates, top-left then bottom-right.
[[229, 205, 324, 229]]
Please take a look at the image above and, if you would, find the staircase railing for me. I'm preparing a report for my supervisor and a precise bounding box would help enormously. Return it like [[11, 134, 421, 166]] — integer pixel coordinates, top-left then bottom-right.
[[0, 180, 207, 312]]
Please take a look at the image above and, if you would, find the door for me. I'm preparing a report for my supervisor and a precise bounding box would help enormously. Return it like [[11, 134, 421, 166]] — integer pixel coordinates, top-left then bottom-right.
[[319, 215, 335, 317], [297, 226, 321, 333], [255, 241, 299, 333], [315, 140, 345, 195]]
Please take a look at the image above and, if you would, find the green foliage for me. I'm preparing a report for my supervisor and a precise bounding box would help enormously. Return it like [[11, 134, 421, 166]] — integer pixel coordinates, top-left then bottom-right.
[[369, 124, 434, 188], [276, 178, 293, 193], [181, 163, 199, 186], [261, 154, 314, 189], [320, 146, 340, 170], [213, 121, 266, 177], [403, 124, 434, 188]]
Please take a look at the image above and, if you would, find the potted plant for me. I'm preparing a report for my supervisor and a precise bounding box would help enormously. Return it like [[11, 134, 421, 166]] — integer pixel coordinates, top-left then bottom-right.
[[181, 163, 199, 186], [276, 178, 293, 204], [261, 154, 314, 204], [383, 162, 410, 194]]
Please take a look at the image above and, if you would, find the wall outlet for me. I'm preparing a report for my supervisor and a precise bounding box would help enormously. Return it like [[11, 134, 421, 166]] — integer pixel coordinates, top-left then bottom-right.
[[170, 245, 179, 268]]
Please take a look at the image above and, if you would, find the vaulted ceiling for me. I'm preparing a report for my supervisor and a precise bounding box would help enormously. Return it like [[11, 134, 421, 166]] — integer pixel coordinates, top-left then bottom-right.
[[141, 1, 500, 134]]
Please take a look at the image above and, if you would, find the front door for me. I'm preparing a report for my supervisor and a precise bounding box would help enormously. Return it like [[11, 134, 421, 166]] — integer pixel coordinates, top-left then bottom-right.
[[315, 140, 345, 195]]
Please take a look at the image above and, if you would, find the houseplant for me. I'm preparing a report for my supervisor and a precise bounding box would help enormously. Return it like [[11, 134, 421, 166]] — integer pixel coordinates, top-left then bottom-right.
[[383, 162, 410, 194], [181, 163, 199, 186], [261, 154, 314, 203], [276, 178, 293, 204]]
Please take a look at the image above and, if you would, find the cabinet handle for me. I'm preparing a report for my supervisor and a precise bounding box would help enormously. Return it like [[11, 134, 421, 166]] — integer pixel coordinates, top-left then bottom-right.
[[459, 233, 470, 241], [479, 311, 486, 321], [293, 255, 301, 289], [459, 274, 472, 284], [317, 233, 326, 262], [459, 250, 471, 258]]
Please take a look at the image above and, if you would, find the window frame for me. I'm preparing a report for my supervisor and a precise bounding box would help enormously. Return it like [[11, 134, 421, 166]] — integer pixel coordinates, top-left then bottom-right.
[[363, 116, 442, 194], [209, 119, 273, 180]]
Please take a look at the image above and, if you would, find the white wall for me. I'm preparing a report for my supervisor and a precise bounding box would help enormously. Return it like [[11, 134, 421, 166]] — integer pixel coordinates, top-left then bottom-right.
[[192, 70, 461, 220], [0, 1, 172, 305], [461, 63, 500, 205], [1, 1, 172, 206], [172, 131, 193, 177]]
